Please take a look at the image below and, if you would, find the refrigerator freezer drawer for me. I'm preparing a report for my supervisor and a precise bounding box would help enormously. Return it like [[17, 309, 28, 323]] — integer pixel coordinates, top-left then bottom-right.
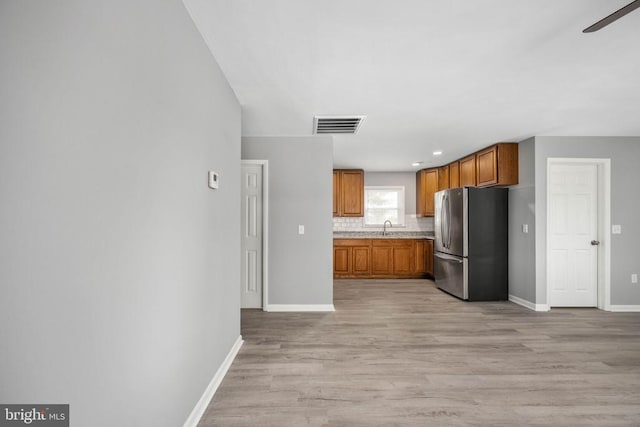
[[434, 252, 468, 300]]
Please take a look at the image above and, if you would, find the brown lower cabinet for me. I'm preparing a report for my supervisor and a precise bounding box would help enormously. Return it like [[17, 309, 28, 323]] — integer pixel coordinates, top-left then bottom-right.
[[414, 239, 433, 276], [334, 239, 370, 276], [334, 238, 433, 279]]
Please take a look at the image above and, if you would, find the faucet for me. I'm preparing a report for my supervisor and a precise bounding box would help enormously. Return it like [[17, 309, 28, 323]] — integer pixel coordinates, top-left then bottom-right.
[[383, 220, 392, 236]]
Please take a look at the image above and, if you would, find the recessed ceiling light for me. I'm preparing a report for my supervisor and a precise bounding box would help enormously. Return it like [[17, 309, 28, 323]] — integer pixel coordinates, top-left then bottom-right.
[[433, 151, 443, 156], [411, 162, 423, 167]]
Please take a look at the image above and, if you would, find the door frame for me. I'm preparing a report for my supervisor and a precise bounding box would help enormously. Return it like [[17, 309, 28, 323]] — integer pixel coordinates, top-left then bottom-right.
[[241, 160, 269, 310], [546, 158, 611, 310]]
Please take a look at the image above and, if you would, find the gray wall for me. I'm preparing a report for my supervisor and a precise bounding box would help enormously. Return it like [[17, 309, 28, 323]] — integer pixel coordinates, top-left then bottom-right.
[[0, 2, 241, 426], [365, 172, 417, 214], [508, 138, 536, 302], [242, 136, 334, 306], [534, 136, 640, 305]]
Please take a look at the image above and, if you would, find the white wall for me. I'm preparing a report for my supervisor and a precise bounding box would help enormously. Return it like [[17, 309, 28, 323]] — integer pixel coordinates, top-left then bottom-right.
[[508, 138, 536, 303], [508, 136, 640, 307], [534, 136, 640, 306], [0, 1, 241, 426], [242, 136, 334, 306]]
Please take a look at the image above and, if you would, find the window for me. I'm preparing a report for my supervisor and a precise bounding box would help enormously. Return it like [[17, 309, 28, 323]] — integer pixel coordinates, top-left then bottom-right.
[[364, 186, 405, 226]]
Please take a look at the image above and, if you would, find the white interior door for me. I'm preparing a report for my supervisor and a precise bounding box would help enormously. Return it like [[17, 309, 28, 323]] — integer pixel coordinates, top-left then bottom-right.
[[241, 164, 263, 308], [548, 162, 598, 307]]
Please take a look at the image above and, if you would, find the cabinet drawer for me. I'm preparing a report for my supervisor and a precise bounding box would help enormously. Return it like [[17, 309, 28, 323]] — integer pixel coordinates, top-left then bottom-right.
[[372, 239, 413, 246]]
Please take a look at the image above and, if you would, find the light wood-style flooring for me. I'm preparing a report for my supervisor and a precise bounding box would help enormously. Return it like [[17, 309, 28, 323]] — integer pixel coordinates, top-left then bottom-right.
[[199, 279, 640, 426]]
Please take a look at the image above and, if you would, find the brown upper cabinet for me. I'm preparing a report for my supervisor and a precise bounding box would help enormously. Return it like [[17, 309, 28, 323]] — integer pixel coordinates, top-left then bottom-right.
[[332, 170, 340, 216], [333, 169, 364, 217], [449, 161, 460, 188], [437, 165, 450, 191], [476, 143, 518, 187], [459, 154, 477, 187], [416, 142, 518, 217], [416, 168, 438, 217]]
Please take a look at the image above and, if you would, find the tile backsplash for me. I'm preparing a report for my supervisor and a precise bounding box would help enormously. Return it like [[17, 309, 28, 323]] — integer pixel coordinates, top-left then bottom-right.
[[333, 215, 434, 232]]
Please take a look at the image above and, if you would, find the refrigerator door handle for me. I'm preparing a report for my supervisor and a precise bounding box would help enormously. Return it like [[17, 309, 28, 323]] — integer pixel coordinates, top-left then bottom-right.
[[434, 252, 463, 263], [447, 193, 453, 249], [440, 193, 446, 248], [442, 193, 447, 249], [443, 193, 449, 249]]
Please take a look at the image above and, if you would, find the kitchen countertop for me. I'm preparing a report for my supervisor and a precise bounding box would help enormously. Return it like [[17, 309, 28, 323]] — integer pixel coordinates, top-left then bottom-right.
[[333, 231, 434, 240]]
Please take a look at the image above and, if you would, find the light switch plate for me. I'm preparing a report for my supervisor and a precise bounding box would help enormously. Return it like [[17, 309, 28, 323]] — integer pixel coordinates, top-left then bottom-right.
[[208, 171, 219, 189], [298, 225, 305, 235], [522, 224, 529, 234], [612, 224, 621, 234]]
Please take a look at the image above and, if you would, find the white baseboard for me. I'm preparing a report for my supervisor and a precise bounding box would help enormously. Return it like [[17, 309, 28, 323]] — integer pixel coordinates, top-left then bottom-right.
[[183, 335, 243, 427], [608, 305, 640, 312], [265, 304, 335, 312], [509, 300, 640, 313], [509, 295, 550, 312]]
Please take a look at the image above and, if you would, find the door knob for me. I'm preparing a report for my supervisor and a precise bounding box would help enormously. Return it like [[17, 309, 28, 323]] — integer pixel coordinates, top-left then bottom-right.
[[591, 240, 600, 246]]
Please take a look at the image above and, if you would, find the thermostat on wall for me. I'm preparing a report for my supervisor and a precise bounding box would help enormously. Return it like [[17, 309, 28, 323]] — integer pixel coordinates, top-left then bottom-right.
[[208, 171, 219, 189]]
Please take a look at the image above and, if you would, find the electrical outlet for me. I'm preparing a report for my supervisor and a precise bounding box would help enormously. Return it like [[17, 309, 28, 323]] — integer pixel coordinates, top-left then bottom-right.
[[522, 224, 529, 234], [632, 274, 638, 284]]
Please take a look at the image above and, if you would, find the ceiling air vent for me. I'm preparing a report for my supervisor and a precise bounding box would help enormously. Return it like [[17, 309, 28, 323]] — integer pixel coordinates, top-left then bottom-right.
[[313, 116, 365, 134]]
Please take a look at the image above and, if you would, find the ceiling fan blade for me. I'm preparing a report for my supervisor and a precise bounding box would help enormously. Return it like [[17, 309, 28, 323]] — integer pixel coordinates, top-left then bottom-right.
[[583, 0, 640, 32]]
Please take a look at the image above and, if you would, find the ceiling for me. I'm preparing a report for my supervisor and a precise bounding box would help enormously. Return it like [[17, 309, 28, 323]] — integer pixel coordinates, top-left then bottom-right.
[[183, 0, 640, 171]]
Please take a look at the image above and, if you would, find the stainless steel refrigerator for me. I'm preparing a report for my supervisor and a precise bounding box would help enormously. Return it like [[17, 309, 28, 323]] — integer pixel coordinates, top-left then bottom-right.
[[434, 187, 508, 301]]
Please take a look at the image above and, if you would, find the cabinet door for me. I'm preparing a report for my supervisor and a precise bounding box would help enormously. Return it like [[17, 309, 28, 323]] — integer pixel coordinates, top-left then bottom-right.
[[334, 247, 351, 275], [438, 165, 450, 191], [371, 246, 393, 275], [425, 240, 434, 277], [414, 240, 426, 274], [393, 244, 413, 275], [449, 161, 460, 188], [352, 246, 370, 275], [495, 143, 519, 186], [341, 170, 364, 217], [459, 154, 477, 187], [476, 145, 498, 187], [416, 172, 425, 216], [424, 169, 438, 216], [333, 170, 340, 216], [476, 143, 519, 187], [416, 169, 438, 217], [414, 239, 433, 276]]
